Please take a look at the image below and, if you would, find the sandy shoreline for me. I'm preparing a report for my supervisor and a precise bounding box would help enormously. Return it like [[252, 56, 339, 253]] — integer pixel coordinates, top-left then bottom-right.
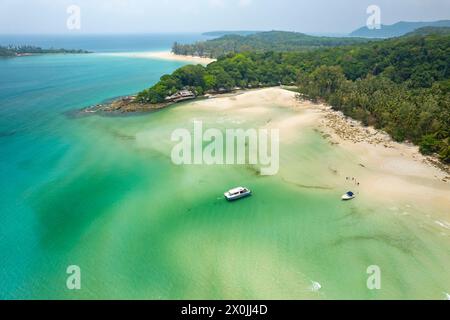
[[87, 86, 450, 196], [182, 87, 449, 220], [99, 51, 216, 65], [310, 96, 450, 213]]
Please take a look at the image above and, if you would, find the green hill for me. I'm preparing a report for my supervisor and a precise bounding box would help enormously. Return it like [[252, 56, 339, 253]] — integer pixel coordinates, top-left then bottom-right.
[[350, 20, 450, 38], [173, 31, 374, 58], [405, 26, 450, 36], [202, 31, 262, 37]]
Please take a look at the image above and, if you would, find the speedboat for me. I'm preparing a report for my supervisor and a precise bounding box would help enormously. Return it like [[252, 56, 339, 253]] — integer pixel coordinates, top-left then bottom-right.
[[341, 191, 355, 201], [310, 281, 322, 292], [224, 187, 252, 201]]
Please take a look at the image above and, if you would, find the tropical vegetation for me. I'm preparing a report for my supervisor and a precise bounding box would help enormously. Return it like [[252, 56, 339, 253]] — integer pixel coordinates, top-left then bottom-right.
[[172, 31, 373, 58], [138, 32, 450, 163], [0, 45, 90, 57]]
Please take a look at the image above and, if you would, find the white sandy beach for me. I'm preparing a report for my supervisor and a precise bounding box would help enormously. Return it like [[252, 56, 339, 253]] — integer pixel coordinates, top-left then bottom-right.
[[100, 51, 216, 65], [185, 87, 450, 221]]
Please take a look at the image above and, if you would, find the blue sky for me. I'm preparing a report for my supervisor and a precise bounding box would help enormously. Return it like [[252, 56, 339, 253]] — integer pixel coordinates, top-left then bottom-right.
[[0, 0, 449, 34]]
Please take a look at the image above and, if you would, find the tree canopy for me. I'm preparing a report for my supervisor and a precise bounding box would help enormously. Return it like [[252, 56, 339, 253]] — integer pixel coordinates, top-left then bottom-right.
[[138, 33, 450, 163], [172, 31, 374, 58]]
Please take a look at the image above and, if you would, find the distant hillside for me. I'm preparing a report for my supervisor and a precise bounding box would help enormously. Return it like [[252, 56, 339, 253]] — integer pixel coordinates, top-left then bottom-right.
[[0, 45, 90, 57], [173, 31, 373, 58], [202, 31, 262, 37], [350, 20, 450, 38], [405, 26, 450, 36]]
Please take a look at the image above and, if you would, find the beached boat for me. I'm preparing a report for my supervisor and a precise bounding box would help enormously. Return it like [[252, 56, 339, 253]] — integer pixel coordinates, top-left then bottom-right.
[[224, 187, 252, 201], [341, 191, 355, 201]]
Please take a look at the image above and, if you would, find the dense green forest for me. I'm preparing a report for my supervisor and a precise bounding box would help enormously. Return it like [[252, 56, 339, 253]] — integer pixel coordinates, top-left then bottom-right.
[[405, 26, 450, 36], [0, 45, 90, 57], [202, 31, 261, 37], [138, 32, 450, 163], [172, 31, 373, 58]]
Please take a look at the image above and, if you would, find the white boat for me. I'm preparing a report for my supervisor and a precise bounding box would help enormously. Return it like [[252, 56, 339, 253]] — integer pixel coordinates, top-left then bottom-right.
[[310, 281, 322, 292], [224, 187, 252, 201], [341, 191, 355, 201]]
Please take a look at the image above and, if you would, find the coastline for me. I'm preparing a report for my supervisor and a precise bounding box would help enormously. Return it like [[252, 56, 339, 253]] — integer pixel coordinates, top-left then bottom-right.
[[99, 51, 216, 65], [0, 51, 92, 58], [82, 95, 170, 114], [315, 103, 450, 177], [81, 87, 262, 114], [82, 86, 449, 215], [174, 87, 449, 218], [81, 86, 449, 178], [310, 96, 450, 208]]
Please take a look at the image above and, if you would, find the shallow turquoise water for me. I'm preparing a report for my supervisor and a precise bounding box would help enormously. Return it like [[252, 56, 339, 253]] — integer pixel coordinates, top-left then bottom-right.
[[1, 45, 449, 300], [0, 52, 188, 298]]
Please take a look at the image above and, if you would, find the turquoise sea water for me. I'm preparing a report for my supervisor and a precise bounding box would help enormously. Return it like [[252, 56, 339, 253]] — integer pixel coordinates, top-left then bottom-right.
[[0, 36, 191, 298], [1, 35, 449, 299]]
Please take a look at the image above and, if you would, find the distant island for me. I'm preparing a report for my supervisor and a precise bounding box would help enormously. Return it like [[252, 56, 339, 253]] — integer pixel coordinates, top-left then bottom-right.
[[349, 19, 450, 38], [0, 45, 91, 57], [202, 30, 262, 37], [173, 31, 374, 58]]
